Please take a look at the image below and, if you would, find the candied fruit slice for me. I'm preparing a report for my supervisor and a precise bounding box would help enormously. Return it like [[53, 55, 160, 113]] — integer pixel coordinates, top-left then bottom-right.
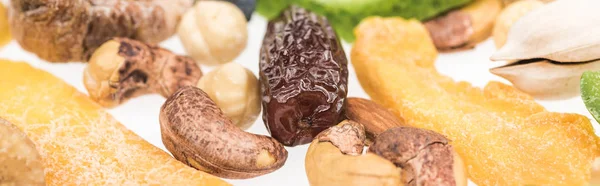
[[0, 60, 229, 186], [352, 17, 600, 186], [0, 3, 10, 47], [582, 71, 600, 123]]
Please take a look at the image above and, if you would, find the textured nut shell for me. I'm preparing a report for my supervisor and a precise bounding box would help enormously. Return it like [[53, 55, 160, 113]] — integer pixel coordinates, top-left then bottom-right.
[[492, 0, 600, 62], [305, 121, 402, 186], [197, 62, 261, 130], [84, 38, 202, 107], [9, 0, 192, 62], [0, 118, 45, 186], [370, 127, 464, 186], [493, 0, 544, 49], [178, 1, 248, 66], [345, 97, 405, 140], [160, 86, 287, 179], [491, 59, 600, 100]]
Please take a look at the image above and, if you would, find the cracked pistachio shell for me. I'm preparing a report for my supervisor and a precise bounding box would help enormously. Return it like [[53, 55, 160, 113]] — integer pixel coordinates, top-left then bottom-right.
[[491, 59, 600, 99], [492, 0, 600, 62]]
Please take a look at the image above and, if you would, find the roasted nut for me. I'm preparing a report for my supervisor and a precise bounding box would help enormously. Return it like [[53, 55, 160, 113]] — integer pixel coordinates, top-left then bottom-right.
[[345, 97, 405, 142], [0, 118, 45, 186], [160, 86, 287, 179], [260, 6, 349, 146], [83, 38, 202, 107], [493, 0, 544, 48], [370, 127, 467, 186], [305, 120, 402, 186], [197, 62, 261, 129], [424, 11, 474, 51], [178, 1, 248, 66]]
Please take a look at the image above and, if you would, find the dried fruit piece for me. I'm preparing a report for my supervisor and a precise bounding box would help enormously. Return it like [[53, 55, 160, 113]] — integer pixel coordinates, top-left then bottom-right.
[[0, 3, 10, 48], [83, 38, 202, 108], [197, 62, 261, 129], [581, 71, 600, 123], [370, 127, 467, 186], [0, 118, 45, 186], [0, 60, 229, 185], [260, 6, 348, 146], [305, 120, 402, 186], [493, 0, 544, 48], [352, 17, 600, 185]]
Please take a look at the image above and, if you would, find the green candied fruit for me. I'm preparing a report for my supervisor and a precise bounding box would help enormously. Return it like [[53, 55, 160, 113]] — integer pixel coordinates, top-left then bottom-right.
[[581, 71, 600, 123], [256, 0, 473, 42]]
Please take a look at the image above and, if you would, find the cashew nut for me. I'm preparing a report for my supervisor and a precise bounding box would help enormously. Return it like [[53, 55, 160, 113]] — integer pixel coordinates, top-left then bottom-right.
[[83, 38, 203, 107], [160, 86, 287, 179], [369, 127, 467, 186], [0, 118, 45, 186], [178, 1, 248, 66], [305, 120, 402, 186], [197, 62, 261, 129]]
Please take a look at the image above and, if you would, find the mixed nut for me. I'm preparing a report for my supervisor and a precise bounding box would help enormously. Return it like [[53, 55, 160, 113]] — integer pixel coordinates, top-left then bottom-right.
[[491, 0, 600, 99], [2, 0, 600, 185]]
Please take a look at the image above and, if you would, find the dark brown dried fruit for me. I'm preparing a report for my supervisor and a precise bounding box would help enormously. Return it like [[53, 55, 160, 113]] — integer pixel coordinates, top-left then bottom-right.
[[259, 6, 349, 146]]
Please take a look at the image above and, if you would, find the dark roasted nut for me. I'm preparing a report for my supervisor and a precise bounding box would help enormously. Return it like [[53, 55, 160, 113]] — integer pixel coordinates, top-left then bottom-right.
[[160, 86, 288, 179], [370, 127, 467, 186], [259, 6, 349, 146], [84, 38, 203, 107], [424, 11, 474, 51]]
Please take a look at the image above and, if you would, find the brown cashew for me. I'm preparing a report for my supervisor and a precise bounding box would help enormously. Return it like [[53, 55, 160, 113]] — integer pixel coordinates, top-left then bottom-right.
[[305, 120, 403, 186], [83, 38, 202, 107], [370, 127, 467, 186], [159, 86, 288, 179]]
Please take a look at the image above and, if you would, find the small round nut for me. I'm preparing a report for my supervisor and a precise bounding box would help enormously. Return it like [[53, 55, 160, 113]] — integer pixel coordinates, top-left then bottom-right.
[[197, 62, 260, 129], [178, 1, 248, 66], [493, 0, 544, 48], [0, 118, 46, 186]]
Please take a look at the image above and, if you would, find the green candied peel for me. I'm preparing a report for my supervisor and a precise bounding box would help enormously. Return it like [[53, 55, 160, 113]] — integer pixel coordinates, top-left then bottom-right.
[[256, 0, 473, 42], [581, 71, 600, 123]]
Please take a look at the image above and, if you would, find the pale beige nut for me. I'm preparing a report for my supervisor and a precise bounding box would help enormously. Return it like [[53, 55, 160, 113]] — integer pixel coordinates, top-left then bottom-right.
[[178, 1, 248, 66], [305, 120, 402, 186], [0, 118, 45, 186], [160, 86, 287, 179], [493, 0, 545, 49], [197, 62, 261, 129]]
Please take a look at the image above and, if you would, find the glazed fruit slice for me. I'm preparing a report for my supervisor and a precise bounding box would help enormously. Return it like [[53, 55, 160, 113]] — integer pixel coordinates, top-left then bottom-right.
[[352, 17, 600, 186], [582, 71, 600, 123], [0, 60, 229, 186]]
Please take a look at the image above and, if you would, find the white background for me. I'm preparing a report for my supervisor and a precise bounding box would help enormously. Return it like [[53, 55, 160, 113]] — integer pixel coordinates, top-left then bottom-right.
[[0, 13, 596, 186]]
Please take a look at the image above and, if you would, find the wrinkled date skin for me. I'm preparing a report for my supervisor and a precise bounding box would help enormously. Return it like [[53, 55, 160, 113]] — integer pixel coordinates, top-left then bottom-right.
[[259, 6, 348, 146]]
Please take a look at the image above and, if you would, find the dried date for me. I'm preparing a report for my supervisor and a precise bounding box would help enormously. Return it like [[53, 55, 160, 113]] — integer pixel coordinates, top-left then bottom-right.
[[259, 6, 348, 146]]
